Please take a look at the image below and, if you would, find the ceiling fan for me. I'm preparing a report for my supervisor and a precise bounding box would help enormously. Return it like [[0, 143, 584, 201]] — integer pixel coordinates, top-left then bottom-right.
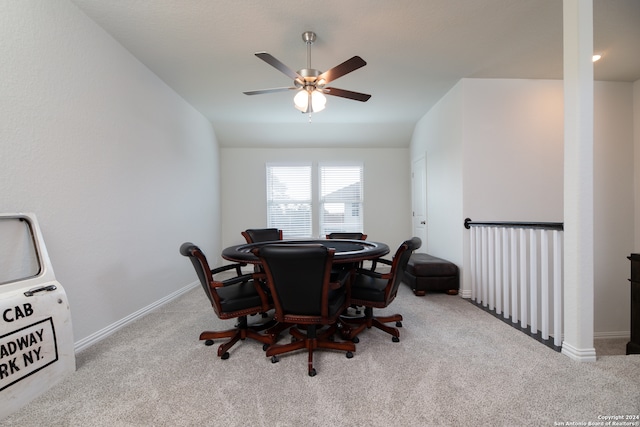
[[243, 31, 371, 114]]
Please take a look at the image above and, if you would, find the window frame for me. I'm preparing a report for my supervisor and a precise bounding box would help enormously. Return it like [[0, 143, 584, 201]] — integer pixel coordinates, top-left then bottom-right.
[[266, 162, 364, 238], [265, 162, 313, 238], [318, 162, 364, 237]]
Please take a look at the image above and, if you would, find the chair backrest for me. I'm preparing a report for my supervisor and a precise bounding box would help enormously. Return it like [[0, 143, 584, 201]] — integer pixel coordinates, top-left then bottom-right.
[[326, 232, 367, 240], [242, 228, 283, 243], [180, 242, 216, 306], [254, 244, 338, 319], [385, 237, 422, 302]]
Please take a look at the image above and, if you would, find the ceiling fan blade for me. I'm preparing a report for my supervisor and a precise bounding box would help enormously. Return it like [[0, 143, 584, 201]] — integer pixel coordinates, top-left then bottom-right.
[[323, 87, 371, 102], [317, 56, 367, 85], [255, 52, 303, 82], [243, 87, 298, 96]]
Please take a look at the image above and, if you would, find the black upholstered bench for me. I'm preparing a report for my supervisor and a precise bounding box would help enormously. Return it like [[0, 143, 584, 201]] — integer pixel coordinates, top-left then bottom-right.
[[403, 253, 459, 296]]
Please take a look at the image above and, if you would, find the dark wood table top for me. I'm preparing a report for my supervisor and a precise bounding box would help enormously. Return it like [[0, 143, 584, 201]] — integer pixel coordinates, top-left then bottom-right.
[[222, 239, 390, 264]]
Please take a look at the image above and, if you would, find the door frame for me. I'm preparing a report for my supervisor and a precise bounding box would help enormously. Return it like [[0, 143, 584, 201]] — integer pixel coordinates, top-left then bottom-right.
[[411, 155, 427, 253]]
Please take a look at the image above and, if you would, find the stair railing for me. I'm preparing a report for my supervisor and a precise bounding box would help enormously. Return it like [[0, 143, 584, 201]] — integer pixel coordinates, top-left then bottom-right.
[[464, 218, 564, 350]]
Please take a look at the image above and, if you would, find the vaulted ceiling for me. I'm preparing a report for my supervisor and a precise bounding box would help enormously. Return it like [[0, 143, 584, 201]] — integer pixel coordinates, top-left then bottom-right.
[[70, 0, 640, 148]]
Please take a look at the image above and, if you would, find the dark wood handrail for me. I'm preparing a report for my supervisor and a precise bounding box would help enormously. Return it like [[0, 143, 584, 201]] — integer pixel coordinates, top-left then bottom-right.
[[464, 218, 564, 231]]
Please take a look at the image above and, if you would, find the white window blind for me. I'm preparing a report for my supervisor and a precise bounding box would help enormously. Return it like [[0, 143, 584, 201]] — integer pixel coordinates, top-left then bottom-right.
[[319, 163, 363, 236], [266, 164, 312, 238]]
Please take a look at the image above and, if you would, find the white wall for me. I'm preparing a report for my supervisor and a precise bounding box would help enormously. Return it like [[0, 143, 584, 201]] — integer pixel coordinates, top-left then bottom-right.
[[593, 82, 635, 335], [462, 79, 565, 221], [220, 148, 411, 253], [410, 83, 465, 265], [410, 78, 636, 335], [0, 0, 221, 345]]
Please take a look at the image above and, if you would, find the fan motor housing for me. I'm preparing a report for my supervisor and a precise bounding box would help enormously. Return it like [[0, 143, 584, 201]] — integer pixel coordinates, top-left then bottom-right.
[[295, 68, 322, 88]]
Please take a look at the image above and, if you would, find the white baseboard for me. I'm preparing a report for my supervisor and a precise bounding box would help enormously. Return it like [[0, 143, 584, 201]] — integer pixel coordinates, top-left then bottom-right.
[[460, 289, 472, 299], [594, 331, 630, 340], [74, 281, 198, 353], [561, 341, 597, 362]]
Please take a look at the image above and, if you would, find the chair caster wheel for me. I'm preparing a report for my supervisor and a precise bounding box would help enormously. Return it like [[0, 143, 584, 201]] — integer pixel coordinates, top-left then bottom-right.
[[271, 356, 279, 363], [308, 368, 317, 377], [396, 321, 403, 327], [352, 336, 360, 344], [346, 351, 354, 359], [392, 336, 400, 343], [221, 352, 230, 360], [263, 343, 269, 351], [204, 340, 214, 346]]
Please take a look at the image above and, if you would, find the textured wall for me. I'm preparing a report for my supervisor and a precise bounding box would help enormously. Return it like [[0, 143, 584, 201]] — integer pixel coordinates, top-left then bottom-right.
[[0, 0, 220, 344]]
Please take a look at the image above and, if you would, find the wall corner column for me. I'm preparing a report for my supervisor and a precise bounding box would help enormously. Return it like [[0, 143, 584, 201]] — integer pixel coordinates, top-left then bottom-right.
[[562, 0, 597, 361]]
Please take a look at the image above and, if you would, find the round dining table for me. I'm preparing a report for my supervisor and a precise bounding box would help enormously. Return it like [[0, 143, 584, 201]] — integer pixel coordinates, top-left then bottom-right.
[[221, 239, 390, 264]]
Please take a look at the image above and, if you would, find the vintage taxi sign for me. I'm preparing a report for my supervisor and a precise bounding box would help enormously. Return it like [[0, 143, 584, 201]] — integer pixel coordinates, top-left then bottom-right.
[[0, 213, 75, 419]]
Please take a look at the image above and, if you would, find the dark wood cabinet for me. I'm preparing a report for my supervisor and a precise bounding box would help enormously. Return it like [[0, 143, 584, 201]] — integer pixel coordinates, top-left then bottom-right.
[[627, 253, 640, 355]]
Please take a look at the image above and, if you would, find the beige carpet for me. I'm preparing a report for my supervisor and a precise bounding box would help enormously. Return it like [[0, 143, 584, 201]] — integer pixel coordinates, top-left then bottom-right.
[[2, 283, 639, 426]]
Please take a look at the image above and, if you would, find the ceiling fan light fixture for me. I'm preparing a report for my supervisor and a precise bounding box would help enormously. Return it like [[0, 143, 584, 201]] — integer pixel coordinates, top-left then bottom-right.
[[311, 90, 326, 112], [294, 89, 326, 113], [245, 31, 370, 113]]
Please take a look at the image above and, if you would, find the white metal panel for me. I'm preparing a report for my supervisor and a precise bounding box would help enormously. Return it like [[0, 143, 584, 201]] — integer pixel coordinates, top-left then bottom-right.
[[0, 213, 75, 419]]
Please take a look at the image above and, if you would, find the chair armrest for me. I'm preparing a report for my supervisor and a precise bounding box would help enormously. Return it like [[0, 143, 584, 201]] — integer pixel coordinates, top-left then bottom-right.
[[219, 273, 254, 287], [356, 262, 393, 280], [211, 262, 247, 277], [368, 257, 391, 271]]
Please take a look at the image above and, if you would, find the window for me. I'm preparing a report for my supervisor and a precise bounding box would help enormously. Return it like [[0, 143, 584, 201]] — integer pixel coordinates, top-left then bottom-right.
[[319, 163, 363, 236], [266, 163, 312, 238], [266, 162, 364, 238], [0, 216, 40, 286]]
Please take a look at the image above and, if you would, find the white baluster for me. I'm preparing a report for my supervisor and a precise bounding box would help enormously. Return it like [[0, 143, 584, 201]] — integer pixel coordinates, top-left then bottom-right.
[[481, 227, 488, 307], [494, 227, 502, 315], [553, 230, 563, 347], [541, 230, 550, 340], [529, 228, 538, 334], [519, 228, 527, 328], [488, 227, 495, 311], [470, 226, 477, 301], [502, 228, 510, 320], [510, 228, 518, 324], [476, 226, 483, 304]]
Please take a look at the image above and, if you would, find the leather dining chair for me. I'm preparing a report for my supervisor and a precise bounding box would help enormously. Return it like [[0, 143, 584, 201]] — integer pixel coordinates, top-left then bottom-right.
[[253, 244, 356, 377], [341, 237, 421, 343], [180, 242, 275, 359], [326, 232, 368, 240], [242, 228, 283, 243]]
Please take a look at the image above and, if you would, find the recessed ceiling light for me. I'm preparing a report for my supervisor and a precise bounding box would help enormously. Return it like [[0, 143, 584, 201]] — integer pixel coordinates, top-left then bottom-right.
[[592, 54, 602, 62]]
